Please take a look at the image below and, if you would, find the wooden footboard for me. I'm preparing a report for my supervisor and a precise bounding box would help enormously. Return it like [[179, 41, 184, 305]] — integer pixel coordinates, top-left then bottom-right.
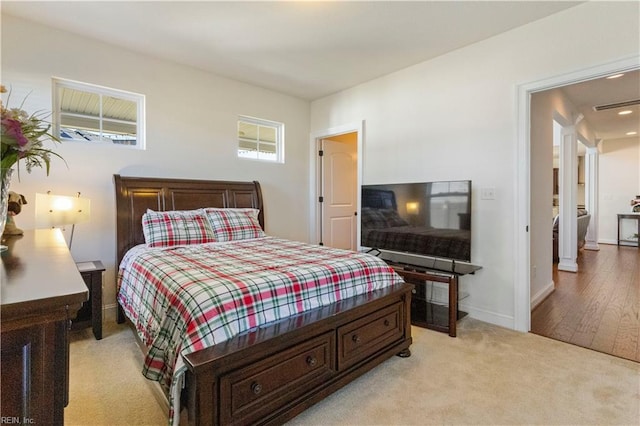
[[184, 282, 412, 426]]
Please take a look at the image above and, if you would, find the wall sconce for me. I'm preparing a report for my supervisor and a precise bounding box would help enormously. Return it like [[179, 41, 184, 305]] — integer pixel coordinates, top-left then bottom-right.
[[406, 202, 420, 215], [35, 192, 91, 248]]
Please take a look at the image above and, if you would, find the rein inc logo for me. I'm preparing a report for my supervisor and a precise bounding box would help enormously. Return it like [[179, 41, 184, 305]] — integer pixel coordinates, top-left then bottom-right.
[[0, 418, 35, 424]]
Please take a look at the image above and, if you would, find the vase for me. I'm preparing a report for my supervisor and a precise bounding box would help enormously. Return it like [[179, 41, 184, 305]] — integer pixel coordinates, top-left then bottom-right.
[[0, 168, 13, 251]]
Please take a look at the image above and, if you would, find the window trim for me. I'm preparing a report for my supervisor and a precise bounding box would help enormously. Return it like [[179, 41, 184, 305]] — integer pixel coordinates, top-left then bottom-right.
[[237, 115, 284, 163], [52, 77, 146, 149]]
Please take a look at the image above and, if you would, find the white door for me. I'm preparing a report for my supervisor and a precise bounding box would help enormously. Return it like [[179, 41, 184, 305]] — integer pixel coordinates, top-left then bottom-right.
[[320, 136, 357, 250]]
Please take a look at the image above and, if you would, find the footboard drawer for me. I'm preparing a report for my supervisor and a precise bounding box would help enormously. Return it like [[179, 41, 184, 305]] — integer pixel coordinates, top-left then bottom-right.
[[219, 332, 336, 424], [337, 302, 404, 370]]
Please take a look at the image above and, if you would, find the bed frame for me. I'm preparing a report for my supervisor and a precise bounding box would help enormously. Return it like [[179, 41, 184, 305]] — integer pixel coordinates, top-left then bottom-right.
[[114, 174, 413, 426]]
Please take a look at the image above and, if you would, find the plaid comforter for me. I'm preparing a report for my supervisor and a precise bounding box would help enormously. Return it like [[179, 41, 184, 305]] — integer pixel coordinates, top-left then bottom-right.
[[362, 226, 471, 261], [117, 236, 403, 419]]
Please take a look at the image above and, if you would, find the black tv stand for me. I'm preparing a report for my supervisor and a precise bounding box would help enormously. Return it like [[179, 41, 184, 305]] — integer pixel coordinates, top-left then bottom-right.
[[385, 261, 481, 337]]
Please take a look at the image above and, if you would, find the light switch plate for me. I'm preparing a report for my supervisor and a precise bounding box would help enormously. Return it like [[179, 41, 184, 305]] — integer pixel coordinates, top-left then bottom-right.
[[481, 187, 496, 200]]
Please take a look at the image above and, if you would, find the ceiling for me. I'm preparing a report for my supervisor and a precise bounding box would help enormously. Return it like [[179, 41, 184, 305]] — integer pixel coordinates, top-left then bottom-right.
[[3, 1, 638, 140], [559, 70, 640, 141], [3, 1, 581, 100]]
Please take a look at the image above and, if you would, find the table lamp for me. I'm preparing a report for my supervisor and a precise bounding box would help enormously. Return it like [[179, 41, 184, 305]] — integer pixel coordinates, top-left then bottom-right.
[[35, 192, 90, 248]]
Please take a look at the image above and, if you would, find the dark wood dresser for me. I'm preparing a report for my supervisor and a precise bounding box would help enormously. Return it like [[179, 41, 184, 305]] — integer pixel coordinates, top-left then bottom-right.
[[1, 229, 88, 425]]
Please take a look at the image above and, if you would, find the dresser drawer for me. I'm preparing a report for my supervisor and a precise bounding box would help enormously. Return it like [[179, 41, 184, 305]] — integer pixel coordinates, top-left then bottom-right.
[[338, 302, 404, 370], [219, 332, 335, 424]]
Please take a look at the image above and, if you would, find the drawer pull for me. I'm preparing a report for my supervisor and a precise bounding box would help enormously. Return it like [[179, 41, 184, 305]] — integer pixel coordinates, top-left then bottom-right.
[[251, 382, 262, 395], [384, 319, 390, 327], [352, 334, 361, 344], [306, 356, 317, 367]]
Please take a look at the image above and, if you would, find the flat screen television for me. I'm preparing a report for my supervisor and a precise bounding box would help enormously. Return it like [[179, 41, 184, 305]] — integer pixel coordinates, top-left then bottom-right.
[[361, 180, 475, 274]]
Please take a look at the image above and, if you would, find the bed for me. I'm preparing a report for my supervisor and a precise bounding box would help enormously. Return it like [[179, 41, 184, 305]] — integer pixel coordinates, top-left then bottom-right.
[[114, 175, 413, 426]]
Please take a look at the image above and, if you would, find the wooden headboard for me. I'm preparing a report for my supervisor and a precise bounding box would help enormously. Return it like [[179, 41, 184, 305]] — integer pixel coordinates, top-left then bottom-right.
[[114, 174, 264, 265], [362, 187, 397, 210]]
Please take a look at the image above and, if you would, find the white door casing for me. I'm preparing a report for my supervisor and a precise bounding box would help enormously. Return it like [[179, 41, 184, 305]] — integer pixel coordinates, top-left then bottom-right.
[[583, 147, 600, 251]]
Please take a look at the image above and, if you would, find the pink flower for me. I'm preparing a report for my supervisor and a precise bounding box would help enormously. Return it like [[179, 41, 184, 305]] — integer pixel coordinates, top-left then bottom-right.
[[2, 117, 29, 147]]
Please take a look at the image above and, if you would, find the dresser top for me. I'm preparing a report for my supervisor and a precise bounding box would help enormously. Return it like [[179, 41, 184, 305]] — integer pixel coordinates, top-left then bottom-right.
[[1, 229, 88, 319]]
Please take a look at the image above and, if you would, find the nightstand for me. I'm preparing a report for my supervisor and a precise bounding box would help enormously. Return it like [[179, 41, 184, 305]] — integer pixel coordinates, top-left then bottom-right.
[[74, 260, 105, 340]]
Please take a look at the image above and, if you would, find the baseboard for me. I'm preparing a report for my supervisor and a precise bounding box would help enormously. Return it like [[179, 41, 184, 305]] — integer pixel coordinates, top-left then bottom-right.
[[530, 280, 555, 310], [460, 303, 514, 329], [104, 303, 118, 322], [558, 260, 578, 272], [598, 238, 618, 245], [415, 282, 513, 330]]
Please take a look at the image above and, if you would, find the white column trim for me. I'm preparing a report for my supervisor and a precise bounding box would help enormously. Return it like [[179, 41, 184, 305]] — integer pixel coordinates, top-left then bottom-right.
[[558, 125, 578, 272], [583, 146, 600, 251]]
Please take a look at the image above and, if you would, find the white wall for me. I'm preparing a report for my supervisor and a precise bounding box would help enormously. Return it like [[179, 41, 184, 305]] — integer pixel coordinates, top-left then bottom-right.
[[1, 15, 311, 312], [530, 90, 570, 307], [598, 137, 640, 244], [310, 1, 640, 328]]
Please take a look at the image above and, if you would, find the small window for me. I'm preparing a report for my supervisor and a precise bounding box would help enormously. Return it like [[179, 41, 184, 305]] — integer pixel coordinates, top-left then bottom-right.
[[52, 78, 145, 149], [238, 116, 284, 162]]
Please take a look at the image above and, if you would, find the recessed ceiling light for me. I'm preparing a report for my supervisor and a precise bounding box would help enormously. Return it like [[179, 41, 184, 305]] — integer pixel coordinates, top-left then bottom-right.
[[618, 110, 633, 115], [606, 73, 624, 79], [626, 131, 637, 136]]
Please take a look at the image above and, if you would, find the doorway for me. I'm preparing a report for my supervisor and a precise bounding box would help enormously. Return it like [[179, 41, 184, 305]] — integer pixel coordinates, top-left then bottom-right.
[[309, 122, 363, 249], [318, 135, 358, 250], [516, 56, 639, 333]]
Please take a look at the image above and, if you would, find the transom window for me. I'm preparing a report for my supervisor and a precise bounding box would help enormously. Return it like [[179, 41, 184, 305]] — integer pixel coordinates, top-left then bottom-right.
[[52, 78, 145, 149], [237, 116, 284, 162]]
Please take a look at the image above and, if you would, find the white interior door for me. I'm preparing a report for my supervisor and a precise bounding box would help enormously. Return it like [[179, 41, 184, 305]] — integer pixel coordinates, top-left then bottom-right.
[[320, 137, 357, 250]]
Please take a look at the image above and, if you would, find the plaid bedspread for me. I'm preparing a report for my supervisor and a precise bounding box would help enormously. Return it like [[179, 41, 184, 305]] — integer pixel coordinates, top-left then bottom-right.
[[117, 236, 403, 416]]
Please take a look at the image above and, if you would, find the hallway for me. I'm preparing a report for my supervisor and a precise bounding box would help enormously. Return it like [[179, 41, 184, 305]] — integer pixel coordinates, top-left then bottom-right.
[[531, 243, 640, 363]]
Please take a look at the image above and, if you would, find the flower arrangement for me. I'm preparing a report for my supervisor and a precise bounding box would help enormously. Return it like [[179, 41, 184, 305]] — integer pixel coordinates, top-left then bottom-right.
[[1, 84, 64, 181]]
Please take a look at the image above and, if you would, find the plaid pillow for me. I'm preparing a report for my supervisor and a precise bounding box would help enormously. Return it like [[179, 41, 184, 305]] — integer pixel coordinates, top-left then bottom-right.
[[380, 209, 409, 227], [142, 209, 217, 248], [204, 208, 265, 241], [361, 207, 388, 229]]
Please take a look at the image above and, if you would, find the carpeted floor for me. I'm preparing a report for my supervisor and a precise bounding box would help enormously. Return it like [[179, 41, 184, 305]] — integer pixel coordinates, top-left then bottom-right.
[[66, 316, 640, 425]]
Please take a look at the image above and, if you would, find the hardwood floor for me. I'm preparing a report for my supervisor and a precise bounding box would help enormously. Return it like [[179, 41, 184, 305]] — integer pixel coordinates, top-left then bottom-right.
[[531, 243, 640, 363]]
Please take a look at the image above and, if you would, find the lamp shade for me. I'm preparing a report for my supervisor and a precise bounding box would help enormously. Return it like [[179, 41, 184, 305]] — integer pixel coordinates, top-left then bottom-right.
[[406, 201, 420, 215], [35, 193, 91, 228]]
